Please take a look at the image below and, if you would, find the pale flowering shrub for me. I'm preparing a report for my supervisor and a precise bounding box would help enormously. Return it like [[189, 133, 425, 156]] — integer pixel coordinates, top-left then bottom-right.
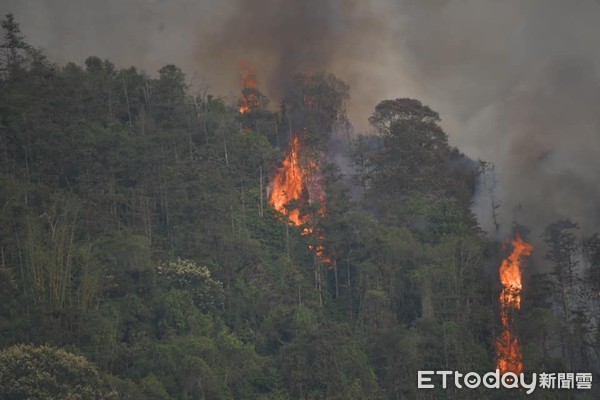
[[0, 344, 106, 399], [157, 258, 224, 309]]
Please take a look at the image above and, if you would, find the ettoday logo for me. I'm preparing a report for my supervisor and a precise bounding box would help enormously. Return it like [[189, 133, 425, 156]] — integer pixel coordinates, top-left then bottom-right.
[[418, 370, 593, 394]]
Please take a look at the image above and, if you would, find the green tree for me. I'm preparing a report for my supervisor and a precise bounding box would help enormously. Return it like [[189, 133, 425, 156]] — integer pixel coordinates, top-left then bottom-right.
[[0, 13, 32, 78], [0, 344, 107, 399], [359, 98, 478, 223], [283, 72, 349, 145]]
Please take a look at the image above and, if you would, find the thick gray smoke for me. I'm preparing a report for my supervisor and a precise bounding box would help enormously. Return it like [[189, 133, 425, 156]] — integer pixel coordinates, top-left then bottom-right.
[[404, 0, 600, 239], [199, 0, 361, 97], [2, 0, 600, 238]]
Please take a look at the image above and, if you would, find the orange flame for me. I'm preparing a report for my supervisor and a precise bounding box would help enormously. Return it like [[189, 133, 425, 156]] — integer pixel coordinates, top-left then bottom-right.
[[269, 135, 331, 265], [269, 136, 310, 226], [239, 61, 259, 114], [496, 233, 533, 375]]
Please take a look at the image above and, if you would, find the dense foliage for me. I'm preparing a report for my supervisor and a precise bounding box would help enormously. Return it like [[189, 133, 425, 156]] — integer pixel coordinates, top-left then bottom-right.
[[1, 15, 598, 399]]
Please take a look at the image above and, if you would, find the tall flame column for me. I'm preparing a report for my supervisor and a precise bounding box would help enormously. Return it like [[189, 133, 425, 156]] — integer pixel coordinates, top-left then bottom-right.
[[269, 135, 331, 265], [496, 233, 533, 375]]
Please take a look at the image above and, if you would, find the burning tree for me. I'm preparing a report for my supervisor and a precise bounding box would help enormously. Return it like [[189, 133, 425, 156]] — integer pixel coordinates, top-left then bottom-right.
[[238, 61, 259, 114], [265, 72, 350, 268], [268, 134, 331, 265], [269, 136, 312, 227], [237, 61, 274, 139], [496, 233, 533, 375]]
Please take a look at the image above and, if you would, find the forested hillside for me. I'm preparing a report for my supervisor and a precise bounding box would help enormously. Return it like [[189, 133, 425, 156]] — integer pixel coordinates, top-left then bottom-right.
[[0, 14, 598, 400]]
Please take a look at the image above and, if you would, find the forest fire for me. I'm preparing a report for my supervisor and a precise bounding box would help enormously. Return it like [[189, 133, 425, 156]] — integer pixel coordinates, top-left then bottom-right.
[[269, 136, 310, 226], [269, 135, 331, 265], [496, 233, 533, 375], [238, 61, 258, 114]]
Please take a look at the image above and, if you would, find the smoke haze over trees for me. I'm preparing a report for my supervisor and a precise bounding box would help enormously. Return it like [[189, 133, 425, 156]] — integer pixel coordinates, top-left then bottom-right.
[[3, 0, 600, 239]]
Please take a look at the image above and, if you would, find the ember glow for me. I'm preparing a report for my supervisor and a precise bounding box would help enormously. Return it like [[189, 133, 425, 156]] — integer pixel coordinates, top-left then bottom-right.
[[269, 135, 331, 264], [496, 233, 533, 375], [238, 61, 259, 114]]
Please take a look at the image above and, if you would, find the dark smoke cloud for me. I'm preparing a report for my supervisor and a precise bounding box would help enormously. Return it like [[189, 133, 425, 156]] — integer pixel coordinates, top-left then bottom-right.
[[194, 0, 398, 112], [199, 0, 354, 95], [2, 0, 600, 238]]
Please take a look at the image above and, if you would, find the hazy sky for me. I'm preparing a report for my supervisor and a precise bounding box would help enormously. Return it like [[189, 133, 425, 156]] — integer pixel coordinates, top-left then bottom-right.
[[2, 0, 600, 238]]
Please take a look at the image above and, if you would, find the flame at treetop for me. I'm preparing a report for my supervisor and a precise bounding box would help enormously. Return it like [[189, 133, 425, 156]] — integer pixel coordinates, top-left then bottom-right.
[[269, 135, 331, 265], [496, 233, 533, 375], [499, 234, 532, 309], [239, 61, 259, 114]]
